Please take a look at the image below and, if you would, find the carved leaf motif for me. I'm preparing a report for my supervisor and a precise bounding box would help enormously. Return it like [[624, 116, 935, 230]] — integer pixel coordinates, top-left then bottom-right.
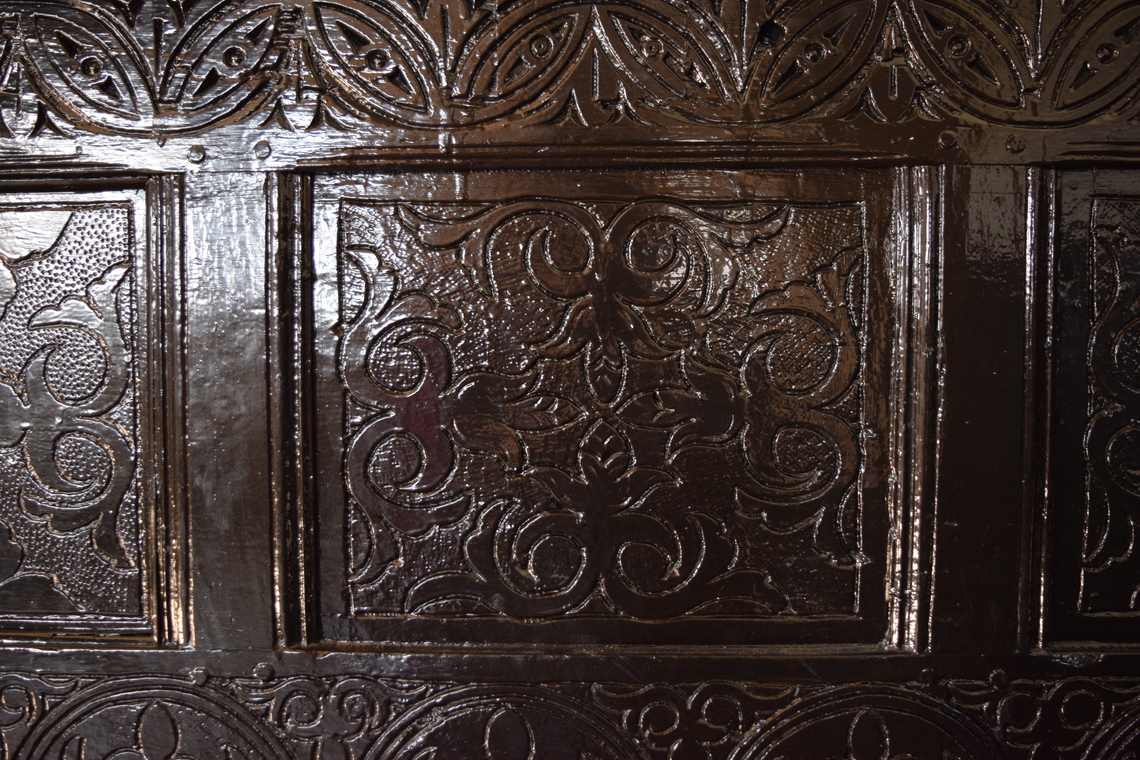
[[620, 359, 743, 454], [906, 1, 1025, 108], [446, 370, 582, 470], [847, 709, 889, 760], [31, 12, 142, 121], [1052, 4, 1140, 112], [164, 6, 290, 114], [462, 11, 584, 103], [310, 2, 438, 122], [136, 703, 178, 760], [607, 11, 727, 106], [483, 709, 534, 760], [760, 0, 877, 108], [528, 420, 674, 515]]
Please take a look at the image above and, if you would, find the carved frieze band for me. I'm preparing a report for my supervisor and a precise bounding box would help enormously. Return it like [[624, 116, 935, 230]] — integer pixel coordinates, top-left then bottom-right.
[[2, 671, 1140, 758], [0, 0, 1135, 136]]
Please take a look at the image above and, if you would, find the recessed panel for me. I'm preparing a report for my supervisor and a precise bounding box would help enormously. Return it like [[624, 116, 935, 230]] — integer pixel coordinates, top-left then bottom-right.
[[308, 170, 901, 646], [0, 189, 153, 636], [1048, 171, 1140, 646]]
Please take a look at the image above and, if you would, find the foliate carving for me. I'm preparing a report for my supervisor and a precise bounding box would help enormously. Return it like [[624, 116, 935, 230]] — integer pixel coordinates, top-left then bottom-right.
[[0, 200, 145, 624], [592, 682, 797, 760], [334, 196, 869, 622], [1, 674, 1140, 757], [363, 685, 639, 760], [15, 678, 292, 760], [12, 0, 301, 135], [731, 685, 1004, 760], [1082, 199, 1140, 613], [0, 0, 1136, 135]]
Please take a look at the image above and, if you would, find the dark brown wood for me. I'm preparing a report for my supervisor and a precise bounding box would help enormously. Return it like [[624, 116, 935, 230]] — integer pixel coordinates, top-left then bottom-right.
[[0, 0, 1136, 756]]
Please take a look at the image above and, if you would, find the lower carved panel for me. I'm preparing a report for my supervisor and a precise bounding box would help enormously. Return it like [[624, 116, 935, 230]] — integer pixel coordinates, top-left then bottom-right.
[[4, 672, 1140, 759]]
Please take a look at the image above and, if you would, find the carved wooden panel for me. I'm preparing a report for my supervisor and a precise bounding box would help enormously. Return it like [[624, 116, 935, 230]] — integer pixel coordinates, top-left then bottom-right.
[[0, 0, 1138, 138], [4, 669, 1140, 758], [0, 0, 1133, 752], [0, 183, 171, 638], [1048, 170, 1140, 646], [297, 169, 909, 646]]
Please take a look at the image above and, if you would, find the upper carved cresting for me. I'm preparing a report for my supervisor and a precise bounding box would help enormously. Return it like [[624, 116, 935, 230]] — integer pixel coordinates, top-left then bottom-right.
[[0, 0, 1135, 135]]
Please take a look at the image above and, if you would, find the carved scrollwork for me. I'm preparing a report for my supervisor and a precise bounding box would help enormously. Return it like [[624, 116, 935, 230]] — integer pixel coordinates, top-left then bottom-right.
[[0, 674, 1133, 758], [940, 674, 1140, 758], [592, 681, 798, 760], [1082, 203, 1140, 612], [233, 675, 431, 760], [333, 196, 868, 621], [14, 677, 292, 760], [0, 203, 142, 619]]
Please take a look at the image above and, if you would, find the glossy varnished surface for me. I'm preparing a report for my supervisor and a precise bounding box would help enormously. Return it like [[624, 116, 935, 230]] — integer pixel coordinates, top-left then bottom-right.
[[0, 0, 1135, 756]]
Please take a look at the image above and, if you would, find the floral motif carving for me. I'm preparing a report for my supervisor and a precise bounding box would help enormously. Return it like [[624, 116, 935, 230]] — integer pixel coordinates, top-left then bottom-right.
[[1082, 200, 1140, 613], [0, 674, 1135, 758], [334, 196, 869, 621], [0, 0, 1134, 135], [0, 200, 144, 623]]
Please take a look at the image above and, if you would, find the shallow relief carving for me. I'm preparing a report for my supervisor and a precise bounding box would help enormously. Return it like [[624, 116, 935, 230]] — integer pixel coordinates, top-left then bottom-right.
[[1075, 196, 1140, 615], [0, 192, 151, 633], [318, 182, 882, 630], [0, 0, 1135, 136], [5, 673, 1140, 759]]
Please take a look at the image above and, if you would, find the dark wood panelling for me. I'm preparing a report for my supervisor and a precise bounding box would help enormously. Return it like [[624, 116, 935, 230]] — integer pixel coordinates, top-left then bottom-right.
[[300, 168, 915, 649], [0, 0, 1132, 755]]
